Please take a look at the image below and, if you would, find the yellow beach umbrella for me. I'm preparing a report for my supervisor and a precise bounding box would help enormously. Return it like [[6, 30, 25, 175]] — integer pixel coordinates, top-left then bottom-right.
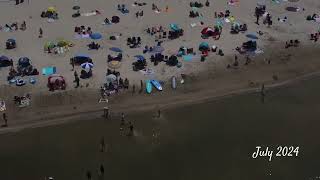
[[47, 7, 56, 13]]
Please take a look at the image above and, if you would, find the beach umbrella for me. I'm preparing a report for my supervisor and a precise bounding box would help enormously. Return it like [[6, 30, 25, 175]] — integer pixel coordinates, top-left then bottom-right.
[[169, 23, 180, 31], [75, 53, 90, 58], [47, 7, 56, 13], [201, 27, 214, 35], [288, 0, 299, 2], [18, 57, 31, 67], [108, 60, 121, 69], [81, 62, 94, 72], [44, 41, 56, 49], [246, 33, 259, 39], [106, 74, 117, 83], [134, 55, 145, 61], [109, 47, 122, 53], [199, 42, 209, 51], [0, 56, 9, 61], [151, 46, 164, 54], [57, 40, 69, 47], [0, 56, 11, 67], [90, 33, 102, 40]]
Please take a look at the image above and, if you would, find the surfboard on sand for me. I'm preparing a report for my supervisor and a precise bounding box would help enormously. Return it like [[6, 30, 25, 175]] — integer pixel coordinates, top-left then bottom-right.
[[171, 76, 177, 89], [151, 80, 163, 91], [146, 80, 152, 94]]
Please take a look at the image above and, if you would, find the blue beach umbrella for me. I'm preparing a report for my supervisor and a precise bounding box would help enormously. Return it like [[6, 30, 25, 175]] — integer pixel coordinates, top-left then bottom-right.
[[90, 33, 102, 40], [81, 62, 94, 72], [134, 55, 145, 61]]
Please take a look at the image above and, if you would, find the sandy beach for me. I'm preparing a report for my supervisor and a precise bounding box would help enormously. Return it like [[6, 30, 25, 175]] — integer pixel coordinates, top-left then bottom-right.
[[0, 0, 319, 129]]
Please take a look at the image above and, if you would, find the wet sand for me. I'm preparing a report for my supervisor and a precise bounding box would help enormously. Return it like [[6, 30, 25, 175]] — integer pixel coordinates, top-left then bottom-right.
[[1, 75, 320, 180]]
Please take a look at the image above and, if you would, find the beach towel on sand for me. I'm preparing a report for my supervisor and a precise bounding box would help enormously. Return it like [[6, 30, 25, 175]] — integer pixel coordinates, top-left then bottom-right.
[[42, 66, 56, 76]]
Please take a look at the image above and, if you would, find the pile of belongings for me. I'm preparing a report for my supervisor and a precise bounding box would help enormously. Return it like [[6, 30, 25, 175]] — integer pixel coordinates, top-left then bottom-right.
[[166, 55, 178, 66], [190, 2, 203, 8], [48, 74, 66, 91], [44, 40, 73, 54], [133, 1, 147, 6], [16, 57, 39, 77], [41, 7, 59, 20], [117, 4, 129, 14], [230, 23, 247, 34], [132, 55, 147, 71], [88, 41, 101, 50], [189, 7, 200, 18], [236, 40, 257, 54], [201, 26, 222, 39], [168, 24, 184, 40], [127, 36, 141, 48], [14, 94, 31, 108], [0, 23, 18, 32], [306, 14, 320, 22], [6, 39, 16, 49]]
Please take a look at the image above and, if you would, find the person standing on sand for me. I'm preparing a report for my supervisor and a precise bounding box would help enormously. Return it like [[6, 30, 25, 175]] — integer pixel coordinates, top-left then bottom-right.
[[158, 109, 161, 118], [74, 72, 80, 88], [86, 171, 92, 180], [71, 58, 75, 71], [132, 84, 135, 95], [39, 28, 43, 38], [2, 113, 7, 127], [139, 80, 143, 93], [99, 164, 104, 177]]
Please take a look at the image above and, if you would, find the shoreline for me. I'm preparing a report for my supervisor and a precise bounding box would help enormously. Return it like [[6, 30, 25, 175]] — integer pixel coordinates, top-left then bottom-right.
[[2, 66, 320, 134]]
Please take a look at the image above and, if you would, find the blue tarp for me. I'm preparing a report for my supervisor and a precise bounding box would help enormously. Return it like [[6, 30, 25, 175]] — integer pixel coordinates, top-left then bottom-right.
[[109, 47, 122, 53], [182, 54, 195, 62]]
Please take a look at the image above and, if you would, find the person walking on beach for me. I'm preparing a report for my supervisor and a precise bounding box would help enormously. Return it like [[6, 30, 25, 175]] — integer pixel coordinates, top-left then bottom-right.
[[39, 28, 43, 38], [86, 171, 92, 180], [74, 72, 80, 88], [260, 84, 266, 103], [2, 113, 7, 127], [132, 84, 135, 95], [99, 164, 105, 177], [158, 109, 161, 118], [255, 7, 260, 25], [100, 136, 105, 152]]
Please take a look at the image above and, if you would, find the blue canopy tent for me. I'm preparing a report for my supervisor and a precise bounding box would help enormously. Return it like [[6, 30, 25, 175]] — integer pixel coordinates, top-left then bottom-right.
[[90, 33, 102, 40], [73, 53, 92, 65], [109, 47, 123, 53], [18, 57, 31, 68]]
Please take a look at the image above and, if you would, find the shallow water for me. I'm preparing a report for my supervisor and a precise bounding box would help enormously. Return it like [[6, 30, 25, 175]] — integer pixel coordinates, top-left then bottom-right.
[[1, 77, 320, 180]]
